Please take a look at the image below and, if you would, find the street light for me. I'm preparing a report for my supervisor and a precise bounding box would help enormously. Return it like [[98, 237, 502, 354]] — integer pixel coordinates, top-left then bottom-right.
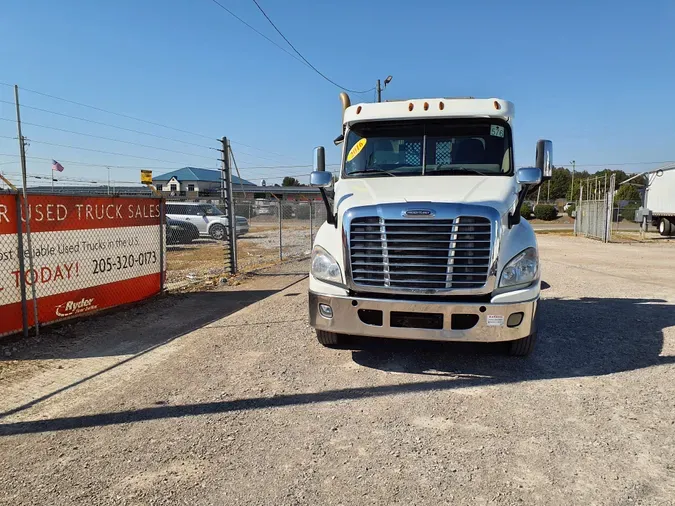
[[376, 75, 393, 103]]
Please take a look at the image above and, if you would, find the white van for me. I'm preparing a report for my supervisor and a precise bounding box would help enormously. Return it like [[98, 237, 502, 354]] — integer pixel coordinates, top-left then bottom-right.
[[166, 202, 248, 240]]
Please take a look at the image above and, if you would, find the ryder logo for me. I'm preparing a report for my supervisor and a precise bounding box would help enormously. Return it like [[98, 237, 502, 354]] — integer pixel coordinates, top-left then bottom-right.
[[55, 298, 98, 317]]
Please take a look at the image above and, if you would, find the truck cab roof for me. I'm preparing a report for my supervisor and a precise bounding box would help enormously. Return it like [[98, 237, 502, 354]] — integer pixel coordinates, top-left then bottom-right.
[[343, 98, 514, 127]]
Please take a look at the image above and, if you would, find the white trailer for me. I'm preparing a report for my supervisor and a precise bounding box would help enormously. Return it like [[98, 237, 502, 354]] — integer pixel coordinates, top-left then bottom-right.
[[634, 165, 675, 236]]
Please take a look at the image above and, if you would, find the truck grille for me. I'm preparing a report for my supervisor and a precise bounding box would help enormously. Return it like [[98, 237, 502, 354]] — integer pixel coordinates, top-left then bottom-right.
[[349, 217, 492, 291]]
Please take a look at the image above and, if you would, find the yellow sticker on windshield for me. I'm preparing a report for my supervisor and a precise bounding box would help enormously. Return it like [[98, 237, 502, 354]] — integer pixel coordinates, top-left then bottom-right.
[[346, 138, 367, 162]]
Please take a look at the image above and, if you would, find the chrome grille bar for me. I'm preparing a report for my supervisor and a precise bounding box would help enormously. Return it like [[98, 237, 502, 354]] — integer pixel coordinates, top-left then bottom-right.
[[349, 214, 492, 292]]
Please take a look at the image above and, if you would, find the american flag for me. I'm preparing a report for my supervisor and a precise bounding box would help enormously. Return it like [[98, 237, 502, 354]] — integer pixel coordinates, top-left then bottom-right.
[[52, 160, 64, 172]]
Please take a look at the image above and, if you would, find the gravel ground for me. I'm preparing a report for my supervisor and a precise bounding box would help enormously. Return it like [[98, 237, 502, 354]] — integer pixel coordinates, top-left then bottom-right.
[[165, 222, 313, 285], [0, 235, 674, 505]]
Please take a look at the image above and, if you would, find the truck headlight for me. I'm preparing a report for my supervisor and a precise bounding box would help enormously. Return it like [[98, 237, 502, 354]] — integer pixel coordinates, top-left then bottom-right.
[[500, 248, 538, 288], [311, 246, 342, 284]]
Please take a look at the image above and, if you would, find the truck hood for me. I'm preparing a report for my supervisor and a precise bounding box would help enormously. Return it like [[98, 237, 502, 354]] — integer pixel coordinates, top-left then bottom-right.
[[335, 176, 518, 217]]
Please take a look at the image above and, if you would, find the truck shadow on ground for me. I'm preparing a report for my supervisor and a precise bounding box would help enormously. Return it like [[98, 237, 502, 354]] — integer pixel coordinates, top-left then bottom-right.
[[349, 297, 675, 379], [1, 296, 673, 437]]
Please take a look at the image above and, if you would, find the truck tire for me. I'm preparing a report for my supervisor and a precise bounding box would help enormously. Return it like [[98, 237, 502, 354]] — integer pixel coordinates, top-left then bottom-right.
[[210, 224, 226, 240], [509, 331, 538, 357], [658, 218, 672, 237], [316, 330, 342, 347]]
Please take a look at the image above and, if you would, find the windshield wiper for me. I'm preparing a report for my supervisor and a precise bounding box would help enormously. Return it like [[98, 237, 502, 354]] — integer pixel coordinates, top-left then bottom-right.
[[431, 166, 489, 176], [347, 169, 398, 177]]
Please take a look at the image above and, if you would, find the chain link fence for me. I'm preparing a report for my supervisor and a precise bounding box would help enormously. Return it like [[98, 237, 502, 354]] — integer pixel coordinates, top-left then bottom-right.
[[575, 200, 609, 241], [161, 196, 328, 285], [611, 200, 642, 234], [233, 198, 326, 272], [1, 193, 164, 338], [164, 196, 234, 287]]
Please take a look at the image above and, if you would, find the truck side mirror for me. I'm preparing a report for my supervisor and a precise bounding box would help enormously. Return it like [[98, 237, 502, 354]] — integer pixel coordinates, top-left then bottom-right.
[[310, 146, 336, 226], [535, 140, 553, 180], [310, 171, 333, 188], [311, 146, 333, 188], [313, 146, 326, 172], [516, 167, 542, 186]]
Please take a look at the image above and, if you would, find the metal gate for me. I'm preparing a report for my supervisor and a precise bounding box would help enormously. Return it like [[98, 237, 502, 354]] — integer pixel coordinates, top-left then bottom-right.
[[575, 200, 609, 241], [574, 174, 616, 242]]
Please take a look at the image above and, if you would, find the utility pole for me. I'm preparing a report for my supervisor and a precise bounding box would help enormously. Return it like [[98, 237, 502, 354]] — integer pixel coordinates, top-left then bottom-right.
[[107, 166, 111, 195], [570, 160, 576, 201], [14, 85, 39, 336], [220, 137, 236, 273]]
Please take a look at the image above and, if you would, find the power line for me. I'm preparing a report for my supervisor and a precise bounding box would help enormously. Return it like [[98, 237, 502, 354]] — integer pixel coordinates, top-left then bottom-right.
[[1, 84, 317, 163], [228, 139, 306, 162], [207, 0, 307, 66], [0, 117, 216, 161], [0, 99, 301, 166], [0, 153, 180, 171], [207, 0, 373, 94], [0, 135, 204, 165], [237, 163, 340, 171], [0, 98, 215, 150], [227, 146, 307, 165], [249, 0, 375, 94], [0, 152, 343, 173], [4, 172, 141, 185], [0, 81, 214, 141]]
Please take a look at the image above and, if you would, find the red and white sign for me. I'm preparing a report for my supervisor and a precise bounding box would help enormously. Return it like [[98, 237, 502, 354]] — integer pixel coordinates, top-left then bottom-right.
[[0, 195, 165, 336]]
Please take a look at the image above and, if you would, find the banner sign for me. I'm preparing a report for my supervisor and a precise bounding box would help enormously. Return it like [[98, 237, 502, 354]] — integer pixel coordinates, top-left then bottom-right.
[[0, 195, 164, 336]]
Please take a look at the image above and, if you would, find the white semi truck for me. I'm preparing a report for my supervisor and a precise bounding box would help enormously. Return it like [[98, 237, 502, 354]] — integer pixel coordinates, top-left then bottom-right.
[[308, 93, 552, 356]]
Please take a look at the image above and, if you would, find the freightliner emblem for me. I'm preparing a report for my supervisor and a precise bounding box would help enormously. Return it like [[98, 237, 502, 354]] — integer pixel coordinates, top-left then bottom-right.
[[402, 209, 435, 218]]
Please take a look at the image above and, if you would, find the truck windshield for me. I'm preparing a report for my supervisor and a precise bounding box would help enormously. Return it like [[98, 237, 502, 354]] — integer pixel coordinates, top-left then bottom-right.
[[343, 119, 512, 178]]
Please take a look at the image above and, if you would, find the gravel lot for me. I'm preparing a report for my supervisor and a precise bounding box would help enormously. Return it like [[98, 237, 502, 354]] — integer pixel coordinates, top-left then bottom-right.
[[0, 235, 674, 505], [166, 222, 313, 285]]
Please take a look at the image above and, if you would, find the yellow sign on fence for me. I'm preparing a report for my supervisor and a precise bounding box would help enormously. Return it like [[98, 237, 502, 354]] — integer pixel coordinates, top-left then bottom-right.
[[140, 170, 152, 184]]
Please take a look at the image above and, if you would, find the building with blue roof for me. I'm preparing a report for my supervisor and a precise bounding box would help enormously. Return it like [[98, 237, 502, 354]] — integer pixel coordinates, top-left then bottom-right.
[[153, 167, 255, 195]]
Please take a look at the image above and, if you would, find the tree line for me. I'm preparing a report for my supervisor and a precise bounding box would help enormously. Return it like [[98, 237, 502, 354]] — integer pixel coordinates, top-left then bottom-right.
[[527, 167, 644, 203]]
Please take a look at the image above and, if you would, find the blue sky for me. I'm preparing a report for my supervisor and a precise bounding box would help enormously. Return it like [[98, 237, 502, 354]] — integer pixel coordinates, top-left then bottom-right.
[[1, 0, 674, 187]]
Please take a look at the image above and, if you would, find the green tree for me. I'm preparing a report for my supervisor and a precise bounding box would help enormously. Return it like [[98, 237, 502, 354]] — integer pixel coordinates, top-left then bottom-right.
[[614, 184, 641, 203], [282, 177, 301, 187], [548, 167, 572, 199]]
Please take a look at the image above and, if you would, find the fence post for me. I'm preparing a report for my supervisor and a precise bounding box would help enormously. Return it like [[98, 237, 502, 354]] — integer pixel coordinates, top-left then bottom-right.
[[605, 174, 616, 242], [279, 201, 283, 261], [14, 193, 28, 337], [574, 181, 584, 234], [309, 200, 313, 250], [159, 198, 165, 290], [221, 137, 237, 274]]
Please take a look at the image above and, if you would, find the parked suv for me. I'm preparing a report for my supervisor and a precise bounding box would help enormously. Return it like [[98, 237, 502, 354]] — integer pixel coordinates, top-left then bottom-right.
[[166, 202, 248, 240]]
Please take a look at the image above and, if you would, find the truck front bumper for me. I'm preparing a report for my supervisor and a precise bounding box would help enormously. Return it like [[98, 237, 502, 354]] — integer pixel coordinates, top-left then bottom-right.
[[309, 291, 537, 343]]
